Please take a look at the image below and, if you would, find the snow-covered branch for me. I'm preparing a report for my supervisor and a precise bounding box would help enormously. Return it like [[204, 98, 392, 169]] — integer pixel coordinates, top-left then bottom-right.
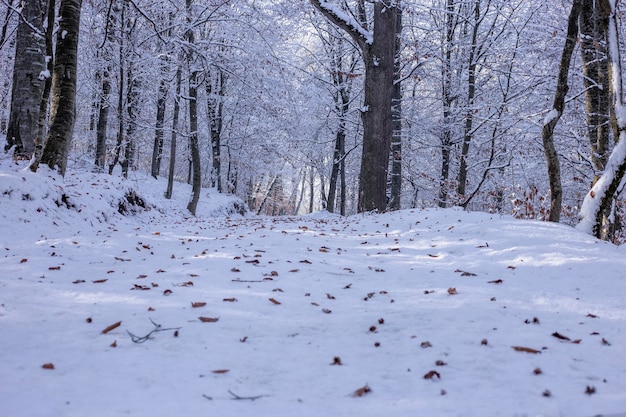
[[309, 0, 373, 47]]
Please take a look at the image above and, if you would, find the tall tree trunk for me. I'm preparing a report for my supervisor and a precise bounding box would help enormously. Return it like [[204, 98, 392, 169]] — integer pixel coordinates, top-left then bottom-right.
[[310, 0, 397, 213], [29, 0, 56, 172], [326, 36, 352, 214], [206, 69, 225, 191], [150, 14, 172, 179], [94, 65, 111, 172], [388, 6, 403, 211], [456, 0, 481, 198], [580, 0, 610, 177], [151, 63, 168, 178], [38, 0, 82, 177], [577, 0, 626, 239], [5, 0, 45, 158], [541, 0, 582, 222], [185, 0, 201, 216], [438, 0, 455, 208], [165, 64, 182, 200], [357, 3, 397, 212], [108, 1, 125, 175], [122, 63, 140, 177]]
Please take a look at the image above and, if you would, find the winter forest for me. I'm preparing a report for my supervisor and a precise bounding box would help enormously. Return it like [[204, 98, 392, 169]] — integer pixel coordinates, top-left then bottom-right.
[[2, 0, 626, 240]]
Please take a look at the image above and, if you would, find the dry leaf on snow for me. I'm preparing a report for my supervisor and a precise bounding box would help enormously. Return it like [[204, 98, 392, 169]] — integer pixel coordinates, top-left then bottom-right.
[[41, 363, 55, 370], [353, 384, 371, 397], [424, 370, 441, 380], [268, 298, 281, 305], [191, 302, 206, 308], [512, 346, 541, 354], [198, 317, 219, 323]]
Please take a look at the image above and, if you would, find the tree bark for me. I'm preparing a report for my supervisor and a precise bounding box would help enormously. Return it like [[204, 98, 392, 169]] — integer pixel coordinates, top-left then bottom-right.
[[310, 0, 397, 213], [165, 64, 182, 200], [541, 0, 581, 222], [577, 0, 626, 239], [456, 0, 481, 198], [30, 0, 56, 172], [388, 7, 403, 211], [185, 0, 201, 216], [438, 0, 455, 208], [206, 69, 225, 191], [358, 3, 397, 212], [38, 0, 82, 177], [5, 0, 45, 158], [580, 0, 610, 176]]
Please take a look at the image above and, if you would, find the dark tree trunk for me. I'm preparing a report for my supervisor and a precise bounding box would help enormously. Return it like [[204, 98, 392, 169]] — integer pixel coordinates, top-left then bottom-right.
[[38, 0, 82, 176], [439, 0, 456, 208], [541, 0, 582, 222], [206, 69, 225, 191], [165, 65, 182, 200], [388, 7, 403, 211], [122, 63, 140, 177], [358, 3, 397, 212], [456, 0, 481, 198], [580, 0, 610, 176], [578, 0, 626, 240], [151, 59, 168, 178], [30, 0, 56, 172], [5, 0, 45, 158], [185, 0, 201, 215], [310, 0, 397, 213], [94, 67, 111, 172]]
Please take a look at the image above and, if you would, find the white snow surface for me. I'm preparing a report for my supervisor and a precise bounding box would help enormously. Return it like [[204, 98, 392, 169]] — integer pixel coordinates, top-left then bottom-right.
[[1, 154, 625, 417]]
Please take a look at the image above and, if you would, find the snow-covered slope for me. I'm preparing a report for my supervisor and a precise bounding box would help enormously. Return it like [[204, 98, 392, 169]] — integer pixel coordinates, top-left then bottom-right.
[[1, 154, 625, 417]]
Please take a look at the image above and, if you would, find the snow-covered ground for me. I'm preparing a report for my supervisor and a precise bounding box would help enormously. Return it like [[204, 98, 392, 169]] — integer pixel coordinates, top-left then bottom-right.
[[1, 154, 625, 417]]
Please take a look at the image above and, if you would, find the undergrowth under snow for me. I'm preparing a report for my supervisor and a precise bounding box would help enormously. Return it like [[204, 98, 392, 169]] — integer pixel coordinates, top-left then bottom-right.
[[1, 153, 625, 417]]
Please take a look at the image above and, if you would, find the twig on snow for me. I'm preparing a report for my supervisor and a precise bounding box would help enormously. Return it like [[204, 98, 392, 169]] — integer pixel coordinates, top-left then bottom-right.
[[127, 318, 181, 343], [228, 390, 268, 401]]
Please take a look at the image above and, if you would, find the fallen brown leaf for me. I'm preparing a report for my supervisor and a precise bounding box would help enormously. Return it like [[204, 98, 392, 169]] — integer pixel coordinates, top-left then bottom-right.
[[223, 298, 238, 302], [42, 363, 55, 370], [198, 316, 219, 323], [353, 384, 371, 397], [512, 346, 541, 354], [212, 369, 230, 374], [191, 302, 207, 308], [268, 298, 281, 305], [423, 370, 441, 380], [447, 287, 458, 295]]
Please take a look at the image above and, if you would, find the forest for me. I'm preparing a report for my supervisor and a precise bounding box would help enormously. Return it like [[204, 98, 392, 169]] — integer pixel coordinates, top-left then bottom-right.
[[2, 0, 626, 240]]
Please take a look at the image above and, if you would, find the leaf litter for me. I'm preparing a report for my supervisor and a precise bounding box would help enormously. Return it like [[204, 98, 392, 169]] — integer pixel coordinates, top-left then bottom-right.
[[0, 156, 625, 417]]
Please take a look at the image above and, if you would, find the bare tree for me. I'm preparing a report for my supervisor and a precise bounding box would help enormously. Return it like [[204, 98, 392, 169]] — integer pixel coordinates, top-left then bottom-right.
[[578, 0, 626, 239], [541, 0, 582, 222], [36, 0, 82, 176], [185, 0, 201, 216], [310, 0, 398, 212], [5, 0, 45, 158]]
